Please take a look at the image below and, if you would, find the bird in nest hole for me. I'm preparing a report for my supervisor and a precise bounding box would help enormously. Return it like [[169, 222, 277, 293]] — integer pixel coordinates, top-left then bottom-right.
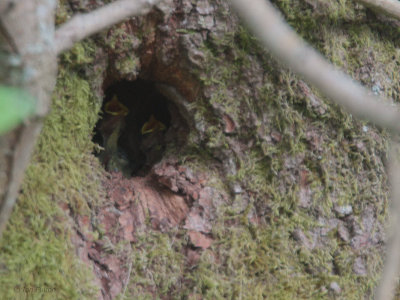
[[98, 95, 131, 175], [98, 95, 167, 176], [139, 114, 167, 170]]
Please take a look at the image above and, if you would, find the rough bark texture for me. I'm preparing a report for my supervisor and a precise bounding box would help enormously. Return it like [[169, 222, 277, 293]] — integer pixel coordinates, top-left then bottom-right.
[[1, 0, 399, 299]]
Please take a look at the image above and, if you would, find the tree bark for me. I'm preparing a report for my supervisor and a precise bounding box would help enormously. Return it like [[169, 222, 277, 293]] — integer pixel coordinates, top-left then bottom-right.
[[0, 0, 160, 238], [1, 0, 398, 299]]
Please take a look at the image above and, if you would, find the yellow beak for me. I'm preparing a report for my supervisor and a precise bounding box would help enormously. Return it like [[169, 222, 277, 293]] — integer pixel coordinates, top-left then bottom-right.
[[141, 114, 166, 135], [104, 95, 129, 116]]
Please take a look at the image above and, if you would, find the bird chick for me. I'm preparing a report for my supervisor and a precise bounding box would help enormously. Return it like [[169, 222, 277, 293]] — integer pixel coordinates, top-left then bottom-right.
[[141, 114, 166, 135], [99, 95, 131, 174], [139, 115, 167, 170], [105, 95, 129, 117]]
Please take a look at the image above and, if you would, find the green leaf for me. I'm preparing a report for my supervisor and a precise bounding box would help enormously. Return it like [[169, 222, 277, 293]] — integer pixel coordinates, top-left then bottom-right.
[[0, 86, 36, 135]]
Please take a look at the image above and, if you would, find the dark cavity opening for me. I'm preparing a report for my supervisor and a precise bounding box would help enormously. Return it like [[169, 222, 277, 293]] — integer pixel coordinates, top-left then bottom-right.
[[93, 80, 181, 177]]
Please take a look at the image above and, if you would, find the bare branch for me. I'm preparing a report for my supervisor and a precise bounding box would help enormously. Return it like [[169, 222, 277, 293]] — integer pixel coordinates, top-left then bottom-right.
[[375, 142, 400, 300], [0, 0, 57, 237], [0, 123, 44, 235], [55, 0, 162, 55], [230, 0, 400, 134], [0, 1, 13, 16], [356, 0, 400, 22]]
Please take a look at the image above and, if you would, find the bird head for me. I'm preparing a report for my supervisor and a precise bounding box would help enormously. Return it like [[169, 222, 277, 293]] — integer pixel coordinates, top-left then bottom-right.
[[141, 114, 166, 135], [104, 95, 129, 117]]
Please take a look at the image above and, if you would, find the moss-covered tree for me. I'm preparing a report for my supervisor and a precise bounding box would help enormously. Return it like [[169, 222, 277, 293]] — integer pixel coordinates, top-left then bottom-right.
[[1, 0, 399, 299]]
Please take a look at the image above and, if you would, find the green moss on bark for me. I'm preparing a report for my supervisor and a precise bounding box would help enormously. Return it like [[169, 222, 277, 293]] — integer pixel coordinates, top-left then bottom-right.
[[1, 0, 398, 299], [137, 0, 394, 299], [0, 43, 103, 299]]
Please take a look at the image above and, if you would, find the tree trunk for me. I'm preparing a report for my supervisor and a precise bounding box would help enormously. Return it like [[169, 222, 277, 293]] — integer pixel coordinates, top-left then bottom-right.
[[1, 0, 398, 299]]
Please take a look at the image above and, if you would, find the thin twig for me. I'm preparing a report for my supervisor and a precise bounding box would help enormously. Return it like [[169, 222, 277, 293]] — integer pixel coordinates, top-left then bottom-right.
[[375, 142, 400, 300], [230, 0, 400, 134], [55, 0, 162, 55], [355, 0, 400, 22], [230, 0, 400, 298]]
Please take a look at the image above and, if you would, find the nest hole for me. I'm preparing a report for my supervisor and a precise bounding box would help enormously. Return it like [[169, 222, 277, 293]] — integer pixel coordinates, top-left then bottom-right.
[[93, 79, 187, 177]]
